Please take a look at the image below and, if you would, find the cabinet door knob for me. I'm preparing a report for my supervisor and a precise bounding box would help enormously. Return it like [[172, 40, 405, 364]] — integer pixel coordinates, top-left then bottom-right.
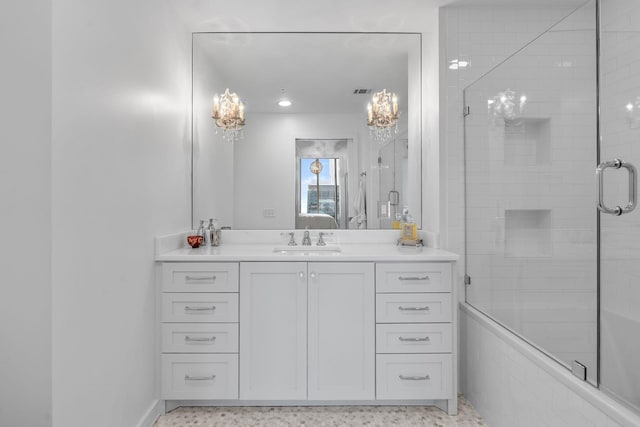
[[299, 271, 305, 279], [310, 272, 317, 279]]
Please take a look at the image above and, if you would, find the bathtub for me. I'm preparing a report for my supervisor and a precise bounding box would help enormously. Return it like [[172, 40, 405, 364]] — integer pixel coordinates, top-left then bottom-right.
[[459, 303, 640, 427]]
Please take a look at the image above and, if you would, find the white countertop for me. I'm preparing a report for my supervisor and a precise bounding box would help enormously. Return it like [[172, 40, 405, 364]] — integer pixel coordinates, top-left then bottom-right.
[[155, 231, 458, 262]]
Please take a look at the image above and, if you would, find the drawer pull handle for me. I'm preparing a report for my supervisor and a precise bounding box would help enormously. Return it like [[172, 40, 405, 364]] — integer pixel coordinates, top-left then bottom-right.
[[399, 336, 430, 342], [185, 275, 216, 281], [185, 336, 217, 342], [398, 306, 430, 311], [399, 374, 430, 381], [398, 275, 430, 281], [184, 374, 216, 381], [184, 305, 216, 312]]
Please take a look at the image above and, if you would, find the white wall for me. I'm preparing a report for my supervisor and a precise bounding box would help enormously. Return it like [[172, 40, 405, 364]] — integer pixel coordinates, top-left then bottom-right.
[[0, 1, 52, 426], [51, 0, 190, 426]]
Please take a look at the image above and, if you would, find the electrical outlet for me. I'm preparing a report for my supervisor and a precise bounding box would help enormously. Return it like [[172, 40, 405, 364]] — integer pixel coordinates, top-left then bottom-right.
[[263, 208, 276, 218]]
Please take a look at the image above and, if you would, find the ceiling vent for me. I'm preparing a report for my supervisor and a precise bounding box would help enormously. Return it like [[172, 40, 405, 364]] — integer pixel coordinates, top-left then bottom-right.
[[353, 89, 372, 95]]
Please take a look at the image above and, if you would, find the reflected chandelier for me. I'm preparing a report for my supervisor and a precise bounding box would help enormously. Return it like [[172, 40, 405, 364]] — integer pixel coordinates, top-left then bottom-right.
[[626, 96, 640, 129], [367, 89, 399, 143], [212, 88, 245, 142], [488, 89, 527, 122]]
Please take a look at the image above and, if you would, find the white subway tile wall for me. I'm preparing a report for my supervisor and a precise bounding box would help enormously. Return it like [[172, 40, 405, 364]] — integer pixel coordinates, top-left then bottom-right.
[[448, 1, 598, 376]]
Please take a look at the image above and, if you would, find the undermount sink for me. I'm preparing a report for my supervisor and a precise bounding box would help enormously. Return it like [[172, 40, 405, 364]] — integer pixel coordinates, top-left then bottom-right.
[[273, 245, 342, 255]]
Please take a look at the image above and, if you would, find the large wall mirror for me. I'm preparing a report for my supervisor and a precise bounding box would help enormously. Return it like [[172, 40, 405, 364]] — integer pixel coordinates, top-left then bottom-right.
[[192, 32, 422, 230]]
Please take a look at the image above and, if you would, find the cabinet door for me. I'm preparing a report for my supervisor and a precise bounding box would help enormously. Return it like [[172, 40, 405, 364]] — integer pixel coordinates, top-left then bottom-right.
[[308, 262, 375, 400], [240, 262, 307, 400]]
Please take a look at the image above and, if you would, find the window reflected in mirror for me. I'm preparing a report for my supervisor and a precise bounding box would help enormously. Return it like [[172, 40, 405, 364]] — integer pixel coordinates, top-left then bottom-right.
[[295, 139, 348, 229], [299, 158, 341, 229]]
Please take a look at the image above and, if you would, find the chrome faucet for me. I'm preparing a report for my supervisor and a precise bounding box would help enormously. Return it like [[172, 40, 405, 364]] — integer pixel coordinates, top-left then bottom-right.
[[287, 232, 297, 246], [302, 228, 312, 246], [317, 232, 328, 246]]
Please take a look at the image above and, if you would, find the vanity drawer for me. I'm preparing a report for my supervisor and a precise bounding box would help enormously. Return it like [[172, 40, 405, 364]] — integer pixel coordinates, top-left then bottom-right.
[[376, 293, 452, 323], [162, 262, 239, 293], [376, 323, 452, 354], [162, 293, 239, 323], [376, 263, 451, 293], [161, 354, 238, 400], [376, 354, 452, 400], [162, 323, 239, 353]]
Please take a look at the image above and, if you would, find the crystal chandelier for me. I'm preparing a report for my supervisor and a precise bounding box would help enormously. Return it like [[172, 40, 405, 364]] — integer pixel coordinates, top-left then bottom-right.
[[487, 89, 527, 122], [212, 88, 245, 142], [367, 89, 399, 143]]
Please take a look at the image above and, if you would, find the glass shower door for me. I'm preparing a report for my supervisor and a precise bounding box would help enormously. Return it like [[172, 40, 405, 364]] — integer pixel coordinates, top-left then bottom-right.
[[464, 1, 599, 384], [598, 0, 640, 411]]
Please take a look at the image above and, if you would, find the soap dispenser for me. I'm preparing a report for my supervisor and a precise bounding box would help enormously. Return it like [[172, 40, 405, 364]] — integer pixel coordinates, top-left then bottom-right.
[[205, 218, 214, 246], [211, 219, 221, 246]]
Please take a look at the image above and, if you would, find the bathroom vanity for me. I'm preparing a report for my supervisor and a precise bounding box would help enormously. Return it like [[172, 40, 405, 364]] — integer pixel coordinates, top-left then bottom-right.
[[155, 231, 459, 415]]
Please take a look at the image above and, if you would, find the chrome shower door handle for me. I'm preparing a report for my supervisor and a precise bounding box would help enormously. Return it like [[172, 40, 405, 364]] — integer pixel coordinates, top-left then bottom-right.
[[596, 159, 637, 216]]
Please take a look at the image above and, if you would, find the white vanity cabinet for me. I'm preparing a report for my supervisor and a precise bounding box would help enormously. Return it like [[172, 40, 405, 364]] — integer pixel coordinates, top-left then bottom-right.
[[375, 262, 456, 412], [160, 262, 239, 400], [156, 239, 457, 413], [239, 262, 308, 400], [307, 262, 375, 400], [239, 261, 375, 401]]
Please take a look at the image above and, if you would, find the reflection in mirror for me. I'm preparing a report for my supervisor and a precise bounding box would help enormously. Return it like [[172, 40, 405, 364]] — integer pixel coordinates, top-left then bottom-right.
[[377, 135, 408, 229], [295, 139, 347, 229], [192, 32, 421, 229]]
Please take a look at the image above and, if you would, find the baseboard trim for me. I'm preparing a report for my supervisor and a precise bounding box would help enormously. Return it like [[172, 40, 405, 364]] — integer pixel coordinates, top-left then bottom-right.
[[135, 399, 164, 427]]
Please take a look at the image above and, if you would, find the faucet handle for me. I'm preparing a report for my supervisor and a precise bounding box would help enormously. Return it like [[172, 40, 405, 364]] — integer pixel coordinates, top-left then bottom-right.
[[287, 231, 297, 246], [317, 231, 333, 246]]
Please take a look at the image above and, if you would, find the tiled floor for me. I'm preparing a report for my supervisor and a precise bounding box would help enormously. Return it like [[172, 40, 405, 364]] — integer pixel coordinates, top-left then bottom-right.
[[154, 396, 486, 426]]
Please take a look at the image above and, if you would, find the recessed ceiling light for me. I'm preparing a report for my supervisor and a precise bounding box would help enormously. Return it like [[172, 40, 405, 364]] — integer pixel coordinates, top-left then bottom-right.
[[278, 99, 292, 107]]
